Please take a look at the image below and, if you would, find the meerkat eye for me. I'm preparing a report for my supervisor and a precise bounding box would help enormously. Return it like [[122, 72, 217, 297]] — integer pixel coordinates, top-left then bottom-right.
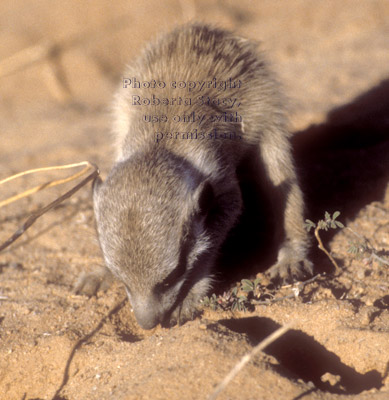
[[156, 230, 195, 291], [157, 261, 186, 291]]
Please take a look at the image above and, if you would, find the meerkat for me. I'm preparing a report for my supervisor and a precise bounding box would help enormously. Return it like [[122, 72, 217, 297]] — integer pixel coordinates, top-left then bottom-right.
[[91, 23, 313, 329]]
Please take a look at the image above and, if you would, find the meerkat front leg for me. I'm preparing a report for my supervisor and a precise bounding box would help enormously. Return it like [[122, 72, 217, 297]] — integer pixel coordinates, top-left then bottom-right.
[[258, 128, 313, 282]]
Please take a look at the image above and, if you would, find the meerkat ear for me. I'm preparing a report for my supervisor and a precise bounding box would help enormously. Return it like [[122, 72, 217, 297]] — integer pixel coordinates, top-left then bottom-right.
[[194, 180, 214, 216]]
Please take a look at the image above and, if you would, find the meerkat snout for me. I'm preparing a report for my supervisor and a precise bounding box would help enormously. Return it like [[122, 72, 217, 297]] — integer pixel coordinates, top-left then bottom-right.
[[90, 23, 312, 329], [124, 288, 164, 330]]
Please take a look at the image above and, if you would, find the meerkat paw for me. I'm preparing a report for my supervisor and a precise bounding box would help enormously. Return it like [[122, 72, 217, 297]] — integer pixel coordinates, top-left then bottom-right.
[[74, 266, 113, 296], [267, 244, 313, 283]]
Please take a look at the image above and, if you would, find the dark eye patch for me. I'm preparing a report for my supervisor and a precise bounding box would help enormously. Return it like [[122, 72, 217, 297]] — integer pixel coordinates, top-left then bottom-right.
[[157, 259, 187, 291], [154, 228, 193, 293]]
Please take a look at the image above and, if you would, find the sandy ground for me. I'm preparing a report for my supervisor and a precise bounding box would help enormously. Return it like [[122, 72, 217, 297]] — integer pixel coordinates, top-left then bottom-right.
[[0, 1, 388, 399]]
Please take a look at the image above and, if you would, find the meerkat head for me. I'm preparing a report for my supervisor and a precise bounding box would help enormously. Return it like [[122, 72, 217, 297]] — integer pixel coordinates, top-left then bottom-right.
[[92, 151, 214, 329]]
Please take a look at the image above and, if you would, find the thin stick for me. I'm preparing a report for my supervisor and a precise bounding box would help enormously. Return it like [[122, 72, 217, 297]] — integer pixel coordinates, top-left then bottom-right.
[[0, 163, 99, 253], [0, 161, 93, 186], [0, 41, 52, 79], [346, 227, 389, 266], [0, 15, 131, 80], [208, 322, 293, 400], [371, 253, 389, 266], [0, 162, 93, 208], [280, 273, 324, 290], [314, 226, 341, 273]]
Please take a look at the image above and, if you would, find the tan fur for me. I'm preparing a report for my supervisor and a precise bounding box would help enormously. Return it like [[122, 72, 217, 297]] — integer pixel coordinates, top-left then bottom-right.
[[91, 23, 312, 329]]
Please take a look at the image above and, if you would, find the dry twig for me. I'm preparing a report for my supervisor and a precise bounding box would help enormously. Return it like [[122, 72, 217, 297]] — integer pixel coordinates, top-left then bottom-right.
[[208, 322, 293, 400], [0, 161, 93, 208], [314, 225, 341, 273], [0, 15, 131, 101], [0, 161, 99, 252]]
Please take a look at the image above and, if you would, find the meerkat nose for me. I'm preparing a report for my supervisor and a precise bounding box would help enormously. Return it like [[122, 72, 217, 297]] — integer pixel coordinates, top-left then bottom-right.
[[131, 297, 162, 330], [134, 309, 161, 330]]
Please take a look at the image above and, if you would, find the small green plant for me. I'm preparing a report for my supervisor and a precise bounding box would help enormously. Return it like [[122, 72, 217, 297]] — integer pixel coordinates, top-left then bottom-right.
[[348, 240, 369, 258], [346, 228, 389, 267], [305, 211, 344, 273], [201, 293, 221, 311], [304, 211, 344, 232], [229, 288, 250, 312], [202, 278, 262, 312], [240, 278, 261, 294], [305, 211, 388, 271]]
